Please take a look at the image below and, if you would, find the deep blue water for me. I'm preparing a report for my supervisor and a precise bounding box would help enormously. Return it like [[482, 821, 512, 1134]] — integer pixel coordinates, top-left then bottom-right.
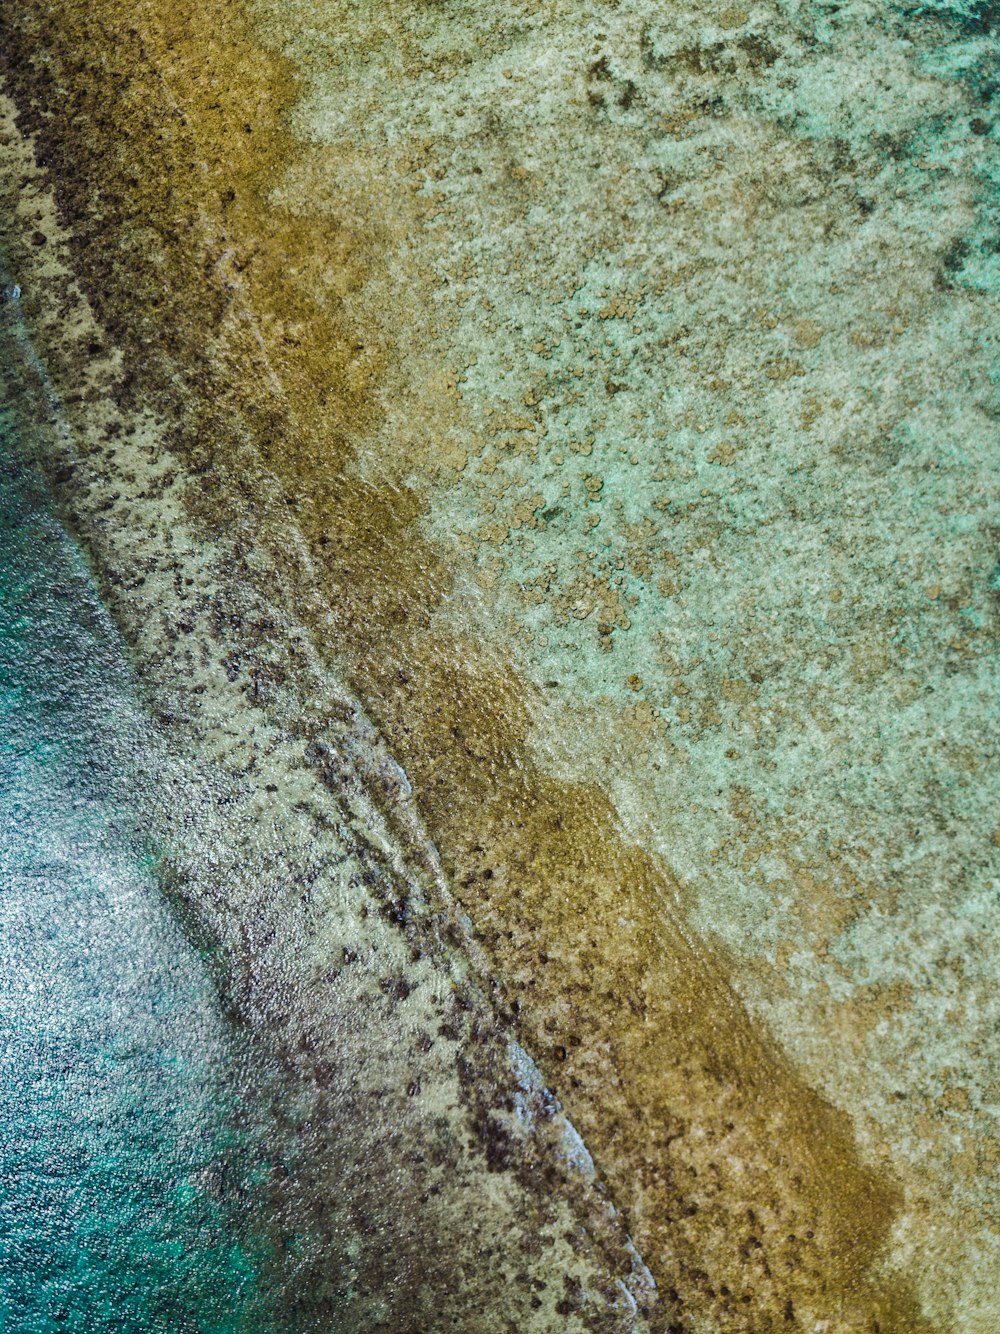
[[0, 414, 275, 1332]]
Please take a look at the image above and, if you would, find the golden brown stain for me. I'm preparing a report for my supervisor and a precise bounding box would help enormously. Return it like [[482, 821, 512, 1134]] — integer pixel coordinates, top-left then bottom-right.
[[0, 2, 934, 1328]]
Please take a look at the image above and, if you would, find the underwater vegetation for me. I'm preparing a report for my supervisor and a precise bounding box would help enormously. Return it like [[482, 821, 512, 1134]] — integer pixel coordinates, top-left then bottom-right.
[[0, 1, 997, 1330]]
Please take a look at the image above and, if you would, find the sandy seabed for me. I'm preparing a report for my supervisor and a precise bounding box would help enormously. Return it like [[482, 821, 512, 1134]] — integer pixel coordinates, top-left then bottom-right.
[[0, 2, 997, 1330]]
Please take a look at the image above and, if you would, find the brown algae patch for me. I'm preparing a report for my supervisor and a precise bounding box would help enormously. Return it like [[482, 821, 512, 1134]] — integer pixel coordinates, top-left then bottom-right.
[[0, 1, 950, 1329], [260, 2, 999, 1322]]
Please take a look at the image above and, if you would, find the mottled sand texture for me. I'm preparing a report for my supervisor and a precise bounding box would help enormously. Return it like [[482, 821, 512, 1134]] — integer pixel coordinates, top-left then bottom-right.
[[0, 1, 996, 1330]]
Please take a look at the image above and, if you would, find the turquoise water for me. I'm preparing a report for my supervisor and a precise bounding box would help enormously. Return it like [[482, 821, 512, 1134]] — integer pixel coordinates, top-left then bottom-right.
[[0, 418, 276, 1331]]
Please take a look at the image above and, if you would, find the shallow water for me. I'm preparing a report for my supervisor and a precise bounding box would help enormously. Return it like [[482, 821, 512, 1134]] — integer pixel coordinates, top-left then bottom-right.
[[0, 0, 996, 1329], [0, 420, 275, 1332]]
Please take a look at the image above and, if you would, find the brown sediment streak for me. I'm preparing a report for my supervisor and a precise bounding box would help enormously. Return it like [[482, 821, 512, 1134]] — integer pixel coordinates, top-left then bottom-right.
[[0, 2, 931, 1329]]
